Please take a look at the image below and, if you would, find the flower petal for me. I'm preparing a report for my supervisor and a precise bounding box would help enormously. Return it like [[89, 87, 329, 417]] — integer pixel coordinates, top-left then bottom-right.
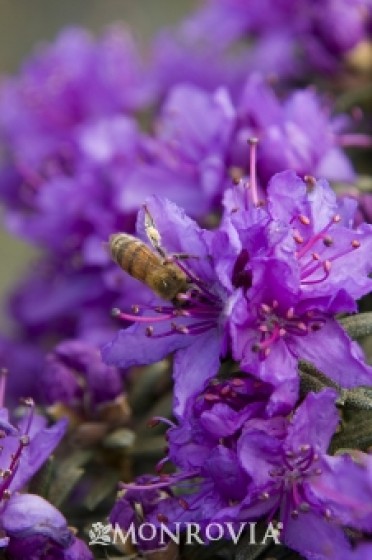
[[173, 329, 221, 418], [290, 318, 372, 387]]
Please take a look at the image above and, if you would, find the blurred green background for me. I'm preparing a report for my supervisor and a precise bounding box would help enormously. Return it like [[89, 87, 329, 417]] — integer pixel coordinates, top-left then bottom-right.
[[0, 0, 198, 330]]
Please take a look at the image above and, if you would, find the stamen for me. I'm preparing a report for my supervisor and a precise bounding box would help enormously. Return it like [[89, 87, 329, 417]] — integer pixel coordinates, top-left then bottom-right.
[[299, 215, 311, 226], [0, 369, 8, 409], [248, 137, 259, 207], [338, 133, 372, 148], [112, 308, 175, 324]]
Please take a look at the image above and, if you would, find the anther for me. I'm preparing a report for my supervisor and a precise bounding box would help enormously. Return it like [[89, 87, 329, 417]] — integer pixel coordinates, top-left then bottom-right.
[[323, 236, 333, 247], [261, 303, 272, 314], [351, 240, 360, 249], [332, 215, 341, 223], [229, 167, 244, 185], [324, 508, 332, 520], [20, 435, 30, 446], [111, 307, 121, 318], [293, 233, 304, 244], [304, 175, 316, 188], [204, 393, 220, 402], [20, 397, 34, 407], [157, 513, 169, 523], [2, 490, 11, 500], [176, 325, 189, 334], [220, 385, 231, 396], [178, 498, 190, 510], [231, 378, 245, 387], [323, 260, 331, 273], [299, 215, 311, 226], [145, 326, 154, 337], [299, 502, 310, 513], [286, 308, 295, 319], [147, 418, 160, 428], [131, 305, 140, 314]]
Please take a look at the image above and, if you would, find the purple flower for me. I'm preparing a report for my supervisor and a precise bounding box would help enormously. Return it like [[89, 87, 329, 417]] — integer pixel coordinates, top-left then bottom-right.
[[111, 385, 372, 557], [0, 336, 44, 404], [40, 339, 123, 409], [223, 170, 372, 412], [232, 75, 356, 184], [2, 494, 93, 559], [154, 0, 371, 89], [109, 374, 276, 546], [125, 84, 236, 217], [0, 401, 67, 496], [238, 389, 372, 558], [103, 196, 233, 417]]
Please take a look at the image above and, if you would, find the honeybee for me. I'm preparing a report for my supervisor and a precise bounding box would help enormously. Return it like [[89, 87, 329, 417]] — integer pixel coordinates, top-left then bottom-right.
[[109, 207, 189, 301]]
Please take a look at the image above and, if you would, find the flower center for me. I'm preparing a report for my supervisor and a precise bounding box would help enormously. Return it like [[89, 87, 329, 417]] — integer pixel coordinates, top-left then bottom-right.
[[253, 301, 325, 359], [291, 212, 361, 286], [261, 443, 331, 526]]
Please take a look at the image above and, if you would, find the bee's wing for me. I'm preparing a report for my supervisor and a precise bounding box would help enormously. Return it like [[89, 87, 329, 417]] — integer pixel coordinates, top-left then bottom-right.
[[143, 204, 165, 257]]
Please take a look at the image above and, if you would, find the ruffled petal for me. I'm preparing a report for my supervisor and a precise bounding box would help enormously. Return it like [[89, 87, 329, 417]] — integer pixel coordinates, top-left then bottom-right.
[[289, 318, 372, 387]]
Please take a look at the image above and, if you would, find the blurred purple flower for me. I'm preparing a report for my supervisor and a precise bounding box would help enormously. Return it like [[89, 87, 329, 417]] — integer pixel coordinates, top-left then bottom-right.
[[153, 0, 371, 91], [3, 494, 92, 559], [40, 339, 123, 409], [0, 383, 89, 558], [232, 75, 356, 184]]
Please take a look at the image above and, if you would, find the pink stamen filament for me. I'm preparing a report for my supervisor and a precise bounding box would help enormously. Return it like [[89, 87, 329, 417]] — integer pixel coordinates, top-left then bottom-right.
[[338, 133, 372, 148], [296, 217, 339, 260], [119, 470, 199, 491], [114, 310, 175, 323], [0, 370, 7, 409], [259, 324, 281, 351], [151, 417, 176, 429], [248, 138, 259, 207]]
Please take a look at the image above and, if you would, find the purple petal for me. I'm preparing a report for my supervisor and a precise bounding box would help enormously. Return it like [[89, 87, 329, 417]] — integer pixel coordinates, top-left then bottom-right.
[[285, 511, 355, 560], [309, 454, 372, 531], [173, 329, 221, 418], [101, 321, 190, 368], [11, 418, 67, 491], [2, 494, 72, 546], [286, 389, 339, 453], [290, 318, 372, 387]]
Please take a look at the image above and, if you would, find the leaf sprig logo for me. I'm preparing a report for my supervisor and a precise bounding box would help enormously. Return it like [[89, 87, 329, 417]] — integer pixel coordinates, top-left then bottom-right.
[[88, 522, 112, 546]]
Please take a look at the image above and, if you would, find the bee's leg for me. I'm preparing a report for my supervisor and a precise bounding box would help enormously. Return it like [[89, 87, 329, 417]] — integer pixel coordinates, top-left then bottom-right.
[[163, 253, 199, 264]]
